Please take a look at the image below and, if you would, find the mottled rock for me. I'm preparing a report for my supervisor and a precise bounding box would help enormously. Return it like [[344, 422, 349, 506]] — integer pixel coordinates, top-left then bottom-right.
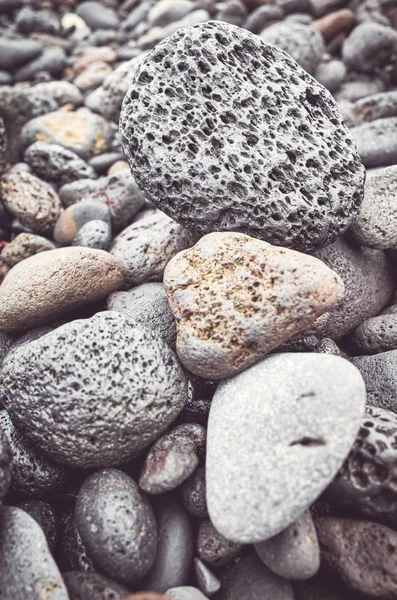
[[53, 199, 110, 245], [180, 466, 208, 518], [342, 22, 397, 72], [351, 314, 397, 354], [1, 233, 56, 267], [352, 117, 397, 168], [25, 141, 97, 186], [72, 219, 112, 250], [58, 509, 94, 573], [74, 61, 112, 92], [120, 21, 364, 252], [244, 5, 283, 34], [2, 312, 187, 466], [164, 232, 344, 379], [197, 520, 242, 568], [18, 500, 57, 552], [352, 350, 397, 411], [352, 91, 397, 124], [63, 571, 129, 600]]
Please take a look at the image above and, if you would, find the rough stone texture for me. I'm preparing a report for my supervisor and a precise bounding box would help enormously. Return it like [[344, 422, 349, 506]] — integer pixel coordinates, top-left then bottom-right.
[[0, 409, 69, 498], [73, 220, 112, 251], [21, 110, 113, 160], [342, 22, 397, 72], [1, 312, 187, 467], [167, 588, 208, 600], [53, 199, 111, 245], [316, 517, 397, 599], [206, 353, 366, 543], [164, 232, 344, 379], [139, 423, 206, 494], [24, 141, 97, 186], [108, 282, 177, 348], [197, 520, 242, 568], [0, 427, 11, 506], [352, 351, 397, 412], [77, 1, 119, 29], [180, 466, 208, 518], [0, 247, 123, 332], [352, 117, 397, 168], [350, 166, 397, 248], [76, 469, 157, 585], [1, 169, 62, 234], [255, 510, 320, 581], [1, 233, 56, 267], [58, 509, 95, 573], [314, 237, 394, 339], [260, 22, 325, 75], [18, 500, 57, 552], [63, 571, 129, 600], [111, 211, 197, 288], [120, 21, 364, 253], [0, 506, 68, 600], [351, 314, 397, 354]]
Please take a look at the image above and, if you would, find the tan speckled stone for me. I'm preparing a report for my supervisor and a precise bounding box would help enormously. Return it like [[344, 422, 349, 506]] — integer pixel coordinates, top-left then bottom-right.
[[164, 232, 344, 379]]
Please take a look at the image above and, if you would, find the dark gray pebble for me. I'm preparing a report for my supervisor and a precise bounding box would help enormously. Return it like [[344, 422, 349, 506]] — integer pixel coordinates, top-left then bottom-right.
[[197, 520, 242, 568], [194, 558, 221, 597], [63, 571, 129, 600], [0, 38, 42, 70], [25, 141, 97, 186], [180, 466, 208, 518], [57, 509, 95, 573], [15, 47, 66, 82], [16, 7, 60, 36], [342, 22, 397, 72], [72, 220, 112, 250]]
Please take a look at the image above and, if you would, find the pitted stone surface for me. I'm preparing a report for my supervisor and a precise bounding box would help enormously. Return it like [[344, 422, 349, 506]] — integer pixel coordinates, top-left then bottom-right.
[[120, 21, 364, 252]]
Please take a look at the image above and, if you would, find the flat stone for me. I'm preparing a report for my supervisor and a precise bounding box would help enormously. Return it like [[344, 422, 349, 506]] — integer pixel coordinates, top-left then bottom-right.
[[352, 91, 397, 124], [342, 22, 397, 72], [206, 353, 366, 543], [197, 520, 243, 568], [53, 199, 110, 245]]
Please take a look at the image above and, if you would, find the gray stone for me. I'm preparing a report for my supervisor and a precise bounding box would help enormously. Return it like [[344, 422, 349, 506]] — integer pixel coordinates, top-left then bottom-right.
[[197, 520, 243, 568], [352, 91, 397, 124], [243, 5, 284, 34], [16, 7, 60, 36], [58, 509, 94, 573], [17, 500, 57, 552], [342, 22, 397, 72], [1, 233, 56, 267], [148, 0, 195, 27], [314, 60, 346, 93], [215, 0, 247, 26], [352, 350, 397, 411], [25, 141, 97, 186], [59, 178, 100, 207], [194, 559, 220, 597], [351, 314, 397, 354], [0, 333, 11, 364], [53, 200, 111, 245], [77, 1, 120, 29], [335, 76, 385, 103], [1, 312, 187, 467], [180, 466, 208, 518], [72, 220, 112, 250], [308, 0, 348, 16], [107, 282, 177, 347], [167, 587, 209, 600], [206, 353, 366, 543], [15, 47, 66, 81], [0, 427, 11, 506], [0, 38, 42, 70], [120, 21, 364, 253], [63, 571, 129, 600], [352, 117, 397, 168]]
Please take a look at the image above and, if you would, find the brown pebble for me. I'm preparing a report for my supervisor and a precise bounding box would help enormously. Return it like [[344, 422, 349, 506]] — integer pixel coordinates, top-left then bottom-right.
[[311, 9, 355, 42]]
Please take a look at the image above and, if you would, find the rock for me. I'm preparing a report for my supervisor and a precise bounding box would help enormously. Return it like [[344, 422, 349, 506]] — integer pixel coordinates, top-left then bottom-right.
[[0, 38, 42, 70], [352, 117, 397, 168], [350, 166, 397, 248], [89, 152, 124, 175], [180, 466, 208, 518], [352, 91, 397, 124], [342, 22, 397, 72], [314, 60, 346, 93], [111, 211, 196, 288], [139, 423, 206, 494], [53, 199, 110, 245], [0, 427, 11, 505], [255, 511, 320, 581], [108, 160, 129, 175], [164, 232, 344, 379], [15, 47, 66, 82], [206, 353, 366, 543], [167, 587, 209, 600], [1, 169, 62, 234], [18, 500, 57, 552], [59, 178, 100, 206], [144, 499, 193, 593], [260, 23, 325, 74], [313, 237, 394, 339], [194, 559, 220, 597], [311, 8, 354, 41], [77, 1, 120, 29], [0, 333, 11, 363], [63, 571, 129, 600], [2, 312, 187, 467], [76, 469, 157, 585], [58, 509, 95, 573], [215, 0, 247, 26], [197, 520, 242, 567], [16, 7, 60, 35], [25, 141, 97, 185], [21, 110, 113, 161], [294, 571, 364, 600], [1, 233, 56, 267], [0, 506, 68, 600], [308, 0, 348, 16], [0, 115, 6, 175], [148, 0, 195, 27], [107, 282, 177, 348], [72, 219, 112, 250], [0, 247, 123, 332], [125, 595, 169, 600], [243, 5, 284, 34], [137, 10, 211, 50], [120, 21, 364, 252], [351, 314, 397, 354], [315, 517, 397, 598], [0, 409, 69, 498], [74, 61, 112, 92], [352, 350, 397, 411]]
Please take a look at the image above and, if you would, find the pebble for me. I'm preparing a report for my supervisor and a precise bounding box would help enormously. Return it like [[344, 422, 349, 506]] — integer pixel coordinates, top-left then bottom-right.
[[311, 8, 354, 41], [342, 22, 397, 72], [15, 47, 67, 82], [215, 0, 247, 26], [351, 314, 397, 354], [194, 559, 221, 597], [0, 332, 11, 363], [335, 75, 385, 103], [21, 109, 113, 160], [59, 178, 101, 206], [53, 199, 111, 245], [74, 61, 113, 92], [72, 219, 112, 250], [0, 247, 123, 332], [243, 5, 284, 34], [108, 160, 129, 175], [315, 517, 397, 598], [206, 353, 366, 543], [1, 233, 55, 267], [314, 237, 394, 338], [294, 571, 364, 600], [0, 427, 11, 505], [0, 506, 68, 600], [180, 466, 208, 518], [89, 151, 124, 175], [164, 232, 344, 379], [77, 1, 120, 29], [197, 520, 242, 567], [351, 91, 397, 123], [73, 47, 117, 75], [255, 510, 320, 581], [167, 587, 209, 600], [24, 141, 97, 185], [31, 80, 83, 107], [111, 210, 197, 288], [352, 350, 397, 411], [139, 423, 206, 494], [120, 21, 365, 252], [314, 60, 346, 93], [63, 571, 129, 600], [0, 38, 42, 71], [18, 500, 57, 552], [2, 312, 187, 466], [352, 117, 397, 169], [76, 468, 157, 584], [107, 282, 177, 348]]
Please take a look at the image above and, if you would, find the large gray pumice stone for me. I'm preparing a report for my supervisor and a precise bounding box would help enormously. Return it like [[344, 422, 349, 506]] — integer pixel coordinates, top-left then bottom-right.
[[120, 21, 365, 252]]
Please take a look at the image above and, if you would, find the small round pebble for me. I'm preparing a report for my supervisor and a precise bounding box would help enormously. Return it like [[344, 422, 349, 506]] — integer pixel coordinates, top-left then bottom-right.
[[180, 466, 208, 518], [63, 571, 129, 600], [53, 199, 111, 245], [72, 219, 112, 250], [0, 427, 11, 506], [352, 117, 397, 169], [77, 1, 120, 29], [351, 314, 397, 354], [352, 350, 397, 411], [197, 520, 242, 568], [32, 81, 83, 107], [342, 22, 397, 72], [1, 233, 56, 267], [24, 141, 97, 186]]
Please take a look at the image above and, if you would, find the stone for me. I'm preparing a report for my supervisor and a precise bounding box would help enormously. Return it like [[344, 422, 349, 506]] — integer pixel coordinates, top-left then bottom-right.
[[167, 588, 208, 600], [342, 22, 397, 72], [137, 10, 211, 50], [2, 312, 187, 467], [120, 21, 364, 253], [25, 141, 97, 186], [76, 469, 157, 585], [15, 47, 67, 82], [108, 160, 129, 175], [350, 166, 397, 248], [111, 211, 196, 288], [351, 314, 397, 354], [180, 466, 208, 518], [74, 61, 112, 92], [0, 247, 123, 332], [148, 0, 195, 26], [206, 353, 366, 543], [293, 571, 364, 600], [352, 117, 397, 169], [243, 5, 284, 34], [0, 506, 68, 600], [311, 8, 354, 41], [0, 38, 42, 70], [0, 115, 6, 176], [0, 333, 11, 363], [21, 110, 113, 161], [0, 427, 11, 506], [314, 238, 394, 339], [194, 559, 220, 597], [58, 509, 95, 573], [255, 510, 320, 581], [1, 169, 62, 234], [108, 282, 177, 348], [314, 60, 346, 92], [18, 500, 57, 552], [139, 423, 206, 494], [308, 0, 347, 16], [197, 520, 242, 567], [164, 232, 344, 379], [215, 0, 247, 26], [16, 7, 60, 35], [53, 199, 111, 245], [335, 76, 385, 103], [73, 47, 117, 75], [125, 595, 169, 600], [77, 1, 120, 29], [63, 571, 129, 600], [316, 517, 397, 598], [352, 91, 397, 124], [260, 23, 325, 74], [352, 350, 397, 411], [1, 233, 56, 267], [89, 152, 124, 175], [72, 219, 112, 250]]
